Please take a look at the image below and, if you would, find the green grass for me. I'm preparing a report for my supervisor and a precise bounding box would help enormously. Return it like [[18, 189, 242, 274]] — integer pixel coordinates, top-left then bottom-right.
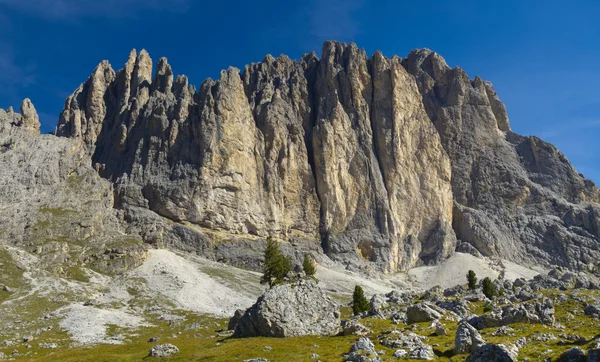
[[0, 248, 25, 304], [2, 284, 600, 361]]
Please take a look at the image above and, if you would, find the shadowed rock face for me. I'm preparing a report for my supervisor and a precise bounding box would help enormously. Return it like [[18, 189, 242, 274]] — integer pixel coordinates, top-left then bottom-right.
[[0, 103, 146, 276], [403, 49, 600, 270], [54, 41, 600, 272]]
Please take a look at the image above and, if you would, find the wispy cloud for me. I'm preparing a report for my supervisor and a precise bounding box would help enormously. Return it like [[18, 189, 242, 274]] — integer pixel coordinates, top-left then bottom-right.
[[0, 10, 37, 104], [538, 119, 600, 140], [309, 0, 364, 40], [0, 0, 189, 19]]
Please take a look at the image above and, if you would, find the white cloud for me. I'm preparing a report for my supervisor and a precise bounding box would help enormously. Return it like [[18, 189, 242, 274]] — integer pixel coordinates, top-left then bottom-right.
[[0, 0, 189, 19]]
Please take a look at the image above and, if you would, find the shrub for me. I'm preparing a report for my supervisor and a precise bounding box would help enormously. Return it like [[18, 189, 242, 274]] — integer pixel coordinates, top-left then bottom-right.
[[303, 254, 316, 276], [482, 277, 496, 299], [467, 270, 478, 290], [352, 285, 370, 316], [483, 305, 493, 313]]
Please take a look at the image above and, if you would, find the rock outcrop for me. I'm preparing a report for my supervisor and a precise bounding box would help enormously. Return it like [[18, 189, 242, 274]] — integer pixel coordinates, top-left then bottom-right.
[[454, 321, 485, 354], [50, 41, 600, 273], [0, 104, 146, 277], [403, 49, 600, 271], [233, 279, 340, 338], [465, 343, 517, 362]]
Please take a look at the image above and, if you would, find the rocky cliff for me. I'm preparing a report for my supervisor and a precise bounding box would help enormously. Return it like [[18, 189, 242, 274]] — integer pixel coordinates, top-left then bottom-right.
[[52, 41, 600, 272], [0, 101, 146, 277]]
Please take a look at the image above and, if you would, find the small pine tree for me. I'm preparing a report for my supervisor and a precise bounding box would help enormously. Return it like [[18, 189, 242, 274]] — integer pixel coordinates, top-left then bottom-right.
[[261, 236, 285, 288], [303, 254, 316, 276], [467, 270, 478, 290], [281, 256, 292, 280], [352, 285, 370, 315], [482, 277, 496, 299]]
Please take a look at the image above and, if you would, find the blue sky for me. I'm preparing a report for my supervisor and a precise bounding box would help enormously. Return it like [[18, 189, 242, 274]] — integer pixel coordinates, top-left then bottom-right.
[[1, 0, 599, 182]]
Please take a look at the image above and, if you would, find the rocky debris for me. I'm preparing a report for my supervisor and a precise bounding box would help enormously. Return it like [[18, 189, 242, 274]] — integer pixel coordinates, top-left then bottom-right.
[[148, 337, 159, 342], [369, 294, 388, 317], [228, 309, 245, 330], [409, 346, 436, 360], [454, 321, 485, 354], [407, 302, 443, 324], [345, 337, 382, 362], [531, 332, 557, 342], [469, 298, 554, 329], [342, 320, 372, 336], [558, 334, 588, 345], [233, 279, 339, 337], [2, 286, 14, 293], [436, 299, 471, 318], [243, 359, 269, 362], [491, 326, 515, 337], [149, 344, 179, 357], [39, 343, 58, 349], [465, 343, 518, 362], [310, 353, 319, 359], [379, 330, 434, 359], [555, 348, 586, 362]]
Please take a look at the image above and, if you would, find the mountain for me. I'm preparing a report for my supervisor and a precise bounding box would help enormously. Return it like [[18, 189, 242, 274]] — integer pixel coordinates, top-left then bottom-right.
[[3, 40, 598, 274]]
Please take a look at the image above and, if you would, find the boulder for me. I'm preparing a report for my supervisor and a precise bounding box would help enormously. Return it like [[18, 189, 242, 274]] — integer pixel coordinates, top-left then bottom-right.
[[465, 344, 517, 362], [454, 321, 485, 354], [345, 337, 381, 362], [589, 348, 600, 362], [393, 349, 407, 358], [228, 309, 245, 330], [233, 279, 340, 337], [555, 348, 586, 362], [409, 345, 436, 360], [369, 294, 388, 317], [379, 331, 434, 360], [407, 302, 443, 324], [342, 320, 372, 336], [585, 303, 600, 318], [149, 344, 179, 358]]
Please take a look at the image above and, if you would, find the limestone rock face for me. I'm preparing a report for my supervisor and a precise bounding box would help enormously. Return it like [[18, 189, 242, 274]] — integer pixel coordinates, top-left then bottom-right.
[[232, 279, 340, 338], [19, 99, 40, 130], [55, 43, 456, 273], [54, 41, 600, 272], [0, 106, 146, 276], [403, 49, 600, 270]]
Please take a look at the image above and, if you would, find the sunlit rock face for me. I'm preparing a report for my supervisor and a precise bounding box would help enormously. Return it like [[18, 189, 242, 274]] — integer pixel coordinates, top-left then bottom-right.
[[55, 41, 600, 273]]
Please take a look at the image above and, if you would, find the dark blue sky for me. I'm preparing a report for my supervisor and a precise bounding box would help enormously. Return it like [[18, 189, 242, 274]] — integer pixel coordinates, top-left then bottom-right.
[[1, 0, 599, 182]]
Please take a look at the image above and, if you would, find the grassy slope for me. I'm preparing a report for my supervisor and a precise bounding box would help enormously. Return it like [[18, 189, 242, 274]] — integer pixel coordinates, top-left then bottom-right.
[[5, 288, 596, 362]]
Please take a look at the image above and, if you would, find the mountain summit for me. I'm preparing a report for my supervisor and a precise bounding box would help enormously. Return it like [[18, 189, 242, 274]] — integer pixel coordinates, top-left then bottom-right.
[[40, 41, 599, 273]]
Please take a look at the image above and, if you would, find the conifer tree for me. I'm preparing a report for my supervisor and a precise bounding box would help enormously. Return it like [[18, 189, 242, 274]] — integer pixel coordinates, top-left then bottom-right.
[[303, 254, 316, 276], [352, 285, 370, 315], [281, 256, 292, 280], [482, 277, 496, 299], [260, 236, 284, 287], [467, 270, 478, 290]]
